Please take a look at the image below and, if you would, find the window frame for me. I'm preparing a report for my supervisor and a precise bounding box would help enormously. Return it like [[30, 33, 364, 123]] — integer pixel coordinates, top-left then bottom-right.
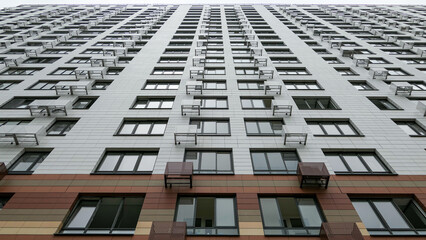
[[184, 150, 234, 174], [8, 151, 50, 175], [250, 150, 300, 175], [116, 120, 167, 136], [94, 151, 158, 174], [324, 151, 392, 175]]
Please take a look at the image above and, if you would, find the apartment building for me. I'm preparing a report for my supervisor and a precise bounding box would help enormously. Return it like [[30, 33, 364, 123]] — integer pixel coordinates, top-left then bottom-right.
[[0, 3, 426, 240]]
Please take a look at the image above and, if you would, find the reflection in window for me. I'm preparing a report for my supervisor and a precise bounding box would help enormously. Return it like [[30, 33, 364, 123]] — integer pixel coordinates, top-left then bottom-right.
[[259, 197, 324, 236], [184, 150, 233, 174], [61, 197, 144, 235], [251, 151, 299, 174], [175, 197, 238, 235]]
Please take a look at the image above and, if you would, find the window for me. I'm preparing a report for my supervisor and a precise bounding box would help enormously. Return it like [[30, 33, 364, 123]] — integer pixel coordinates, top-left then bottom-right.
[[175, 196, 238, 235], [0, 119, 31, 128], [324, 152, 391, 174], [238, 81, 264, 90], [29, 81, 58, 90], [190, 119, 230, 135], [95, 151, 157, 174], [0, 196, 11, 209], [386, 68, 410, 76], [107, 68, 123, 75], [259, 197, 324, 236], [284, 81, 321, 90], [92, 81, 112, 90], [1, 68, 42, 75], [393, 120, 426, 136], [307, 120, 360, 136], [323, 57, 343, 64], [369, 58, 390, 64], [184, 150, 233, 174], [158, 57, 187, 63], [43, 49, 74, 54], [241, 98, 272, 109], [1, 97, 57, 109], [398, 58, 426, 64], [235, 68, 258, 75], [205, 68, 225, 75], [205, 57, 224, 63], [233, 57, 254, 63], [352, 198, 426, 236], [47, 120, 77, 136], [117, 120, 167, 135], [270, 57, 300, 64], [368, 97, 400, 110], [251, 151, 299, 174], [293, 97, 339, 110], [335, 68, 358, 76], [197, 97, 228, 109], [152, 67, 184, 75], [350, 81, 375, 90], [60, 196, 144, 235], [73, 97, 97, 109], [9, 152, 50, 174], [202, 80, 226, 90], [144, 81, 179, 90], [132, 98, 174, 109], [245, 119, 283, 136], [50, 68, 76, 75], [24, 57, 59, 64], [67, 57, 91, 64], [277, 68, 310, 75], [0, 81, 19, 90]]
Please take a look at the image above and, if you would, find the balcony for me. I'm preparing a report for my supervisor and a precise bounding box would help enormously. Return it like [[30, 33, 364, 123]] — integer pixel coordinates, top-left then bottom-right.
[[264, 81, 281, 95], [42, 40, 58, 48], [320, 222, 364, 240], [0, 125, 44, 145], [102, 47, 127, 56], [283, 126, 307, 145], [259, 67, 274, 79], [174, 125, 198, 145], [340, 47, 354, 58], [250, 47, 262, 56], [369, 68, 388, 80], [254, 56, 267, 67], [0, 40, 12, 48], [28, 99, 70, 117], [390, 82, 413, 96], [353, 56, 369, 68], [4, 55, 25, 67], [25, 47, 43, 57], [181, 99, 201, 116], [75, 67, 107, 79], [189, 67, 205, 79], [192, 56, 206, 67], [272, 100, 292, 116], [90, 56, 118, 67], [417, 48, 426, 57], [186, 81, 203, 95], [55, 81, 93, 95], [297, 162, 330, 189], [149, 222, 186, 240], [164, 162, 193, 188]]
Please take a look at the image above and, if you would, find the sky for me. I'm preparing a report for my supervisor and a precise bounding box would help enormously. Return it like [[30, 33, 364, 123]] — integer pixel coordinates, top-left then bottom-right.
[[0, 0, 424, 8]]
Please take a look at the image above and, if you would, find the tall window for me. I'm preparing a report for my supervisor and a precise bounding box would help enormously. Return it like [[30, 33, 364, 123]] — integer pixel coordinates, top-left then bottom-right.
[[352, 198, 426, 236], [190, 119, 230, 135], [250, 151, 299, 174], [324, 152, 391, 174], [307, 120, 360, 136], [61, 196, 144, 235], [118, 120, 167, 135], [132, 98, 174, 109], [368, 98, 400, 110], [394, 120, 426, 136], [9, 152, 50, 174], [95, 151, 157, 174], [184, 150, 233, 174], [293, 97, 339, 110], [175, 196, 238, 235], [259, 197, 324, 236], [245, 120, 283, 136], [47, 120, 77, 136]]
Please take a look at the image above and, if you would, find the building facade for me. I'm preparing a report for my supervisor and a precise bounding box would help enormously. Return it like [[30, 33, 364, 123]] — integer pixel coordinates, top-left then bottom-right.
[[0, 3, 426, 240]]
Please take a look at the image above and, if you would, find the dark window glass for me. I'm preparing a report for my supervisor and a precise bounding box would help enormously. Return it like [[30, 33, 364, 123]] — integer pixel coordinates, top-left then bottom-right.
[[251, 151, 299, 174]]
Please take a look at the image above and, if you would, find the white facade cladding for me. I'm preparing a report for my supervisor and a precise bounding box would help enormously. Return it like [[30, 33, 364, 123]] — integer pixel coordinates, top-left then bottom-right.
[[0, 4, 425, 176]]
